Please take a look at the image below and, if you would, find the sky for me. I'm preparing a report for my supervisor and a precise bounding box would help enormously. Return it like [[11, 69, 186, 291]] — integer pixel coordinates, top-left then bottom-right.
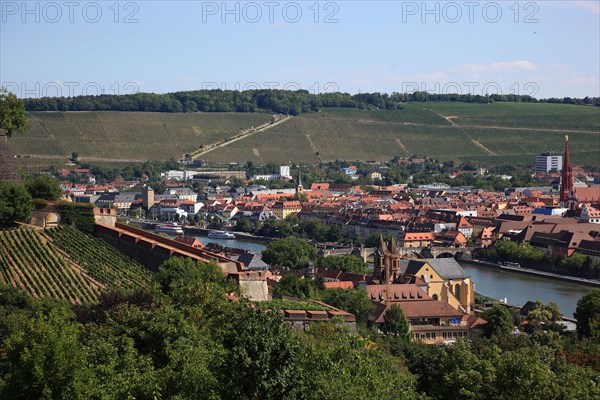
[[1, 0, 599, 99]]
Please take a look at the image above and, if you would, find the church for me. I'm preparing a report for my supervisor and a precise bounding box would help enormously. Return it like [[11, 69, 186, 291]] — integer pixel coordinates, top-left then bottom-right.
[[560, 135, 600, 213], [373, 236, 475, 313]]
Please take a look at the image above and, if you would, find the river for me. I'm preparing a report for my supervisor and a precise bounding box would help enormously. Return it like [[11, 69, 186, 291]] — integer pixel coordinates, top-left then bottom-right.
[[459, 261, 592, 317], [187, 234, 268, 255]]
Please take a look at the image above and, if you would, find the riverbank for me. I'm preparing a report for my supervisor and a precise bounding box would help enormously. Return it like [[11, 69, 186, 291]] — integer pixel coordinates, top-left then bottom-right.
[[462, 259, 600, 288], [182, 227, 274, 243]]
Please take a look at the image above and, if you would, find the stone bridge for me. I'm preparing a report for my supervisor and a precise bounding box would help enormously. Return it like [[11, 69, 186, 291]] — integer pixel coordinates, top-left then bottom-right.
[[322, 246, 474, 262]]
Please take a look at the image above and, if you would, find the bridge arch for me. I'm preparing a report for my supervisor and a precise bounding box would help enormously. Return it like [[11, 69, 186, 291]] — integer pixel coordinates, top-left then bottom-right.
[[435, 252, 456, 259]]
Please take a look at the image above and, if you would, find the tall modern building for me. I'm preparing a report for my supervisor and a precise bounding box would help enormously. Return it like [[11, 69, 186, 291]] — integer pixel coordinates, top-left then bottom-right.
[[279, 165, 292, 180], [535, 151, 562, 173]]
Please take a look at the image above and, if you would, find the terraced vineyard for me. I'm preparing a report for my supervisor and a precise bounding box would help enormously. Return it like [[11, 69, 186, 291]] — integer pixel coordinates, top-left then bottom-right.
[[45, 225, 154, 292], [11, 111, 272, 162], [0, 228, 102, 303], [203, 103, 600, 165], [0, 226, 155, 303]]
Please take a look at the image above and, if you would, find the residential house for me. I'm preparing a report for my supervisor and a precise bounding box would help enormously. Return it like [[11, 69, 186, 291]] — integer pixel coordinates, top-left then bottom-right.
[[272, 201, 302, 219]]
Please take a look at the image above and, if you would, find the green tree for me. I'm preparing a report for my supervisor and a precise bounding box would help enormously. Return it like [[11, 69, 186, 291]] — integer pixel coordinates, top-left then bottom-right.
[[574, 288, 600, 339], [235, 216, 253, 232], [0, 306, 89, 399], [432, 341, 496, 400], [381, 304, 411, 342], [482, 304, 515, 337], [219, 305, 302, 399], [317, 254, 369, 274], [560, 253, 589, 272], [261, 237, 317, 268], [298, 321, 423, 400], [156, 257, 231, 294], [0, 88, 28, 136], [494, 346, 556, 400], [0, 182, 33, 225], [26, 175, 63, 201], [273, 274, 321, 299], [321, 288, 375, 325]]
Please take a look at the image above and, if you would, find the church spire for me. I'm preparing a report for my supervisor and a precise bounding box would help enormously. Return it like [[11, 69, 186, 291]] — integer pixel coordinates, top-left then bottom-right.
[[295, 170, 304, 194], [560, 134, 573, 206]]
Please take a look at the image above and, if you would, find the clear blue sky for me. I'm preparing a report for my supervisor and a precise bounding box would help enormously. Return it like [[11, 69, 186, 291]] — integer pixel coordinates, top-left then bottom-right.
[[1, 1, 599, 98]]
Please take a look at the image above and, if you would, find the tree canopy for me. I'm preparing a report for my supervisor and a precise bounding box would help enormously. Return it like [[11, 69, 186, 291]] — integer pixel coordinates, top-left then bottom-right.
[[0, 182, 32, 225], [22, 89, 600, 114], [574, 288, 600, 339], [261, 237, 318, 268], [26, 175, 63, 201], [0, 88, 28, 136], [482, 304, 515, 337]]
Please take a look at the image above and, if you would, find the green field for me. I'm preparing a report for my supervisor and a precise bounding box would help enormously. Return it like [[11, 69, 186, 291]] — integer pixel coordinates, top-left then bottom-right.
[[10, 103, 600, 167], [11, 111, 272, 162], [203, 103, 600, 165]]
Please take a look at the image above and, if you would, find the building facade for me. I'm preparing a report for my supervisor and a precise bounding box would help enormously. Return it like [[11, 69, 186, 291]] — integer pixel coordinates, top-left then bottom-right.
[[535, 151, 562, 173]]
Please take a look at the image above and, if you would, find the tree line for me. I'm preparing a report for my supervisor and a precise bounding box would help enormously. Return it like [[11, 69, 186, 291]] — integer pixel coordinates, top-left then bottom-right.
[[22, 89, 600, 114]]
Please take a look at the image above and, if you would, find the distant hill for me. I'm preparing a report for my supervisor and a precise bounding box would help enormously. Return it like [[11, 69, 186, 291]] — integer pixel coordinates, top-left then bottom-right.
[[11, 111, 273, 167], [0, 226, 154, 303], [11, 102, 600, 167], [202, 103, 600, 165]]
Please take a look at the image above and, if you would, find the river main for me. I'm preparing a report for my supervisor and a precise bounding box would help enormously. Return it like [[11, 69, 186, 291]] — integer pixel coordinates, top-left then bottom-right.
[[459, 261, 592, 317]]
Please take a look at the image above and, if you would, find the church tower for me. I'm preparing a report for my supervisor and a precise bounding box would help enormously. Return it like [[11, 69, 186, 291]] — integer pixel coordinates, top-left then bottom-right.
[[373, 235, 402, 283], [560, 134, 573, 207], [142, 185, 154, 211], [374, 235, 388, 280], [295, 171, 304, 195]]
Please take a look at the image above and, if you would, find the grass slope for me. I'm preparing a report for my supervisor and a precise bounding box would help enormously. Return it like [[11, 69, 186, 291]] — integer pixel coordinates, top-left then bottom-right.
[[12, 111, 272, 161], [203, 103, 600, 165]]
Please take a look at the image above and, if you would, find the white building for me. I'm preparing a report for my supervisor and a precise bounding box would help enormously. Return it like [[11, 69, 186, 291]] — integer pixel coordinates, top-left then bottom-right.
[[162, 170, 196, 181], [279, 165, 292, 180], [535, 152, 562, 173]]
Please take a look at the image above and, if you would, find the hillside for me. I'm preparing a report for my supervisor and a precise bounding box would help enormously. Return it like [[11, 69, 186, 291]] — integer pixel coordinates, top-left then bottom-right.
[[10, 103, 600, 167], [10, 111, 273, 166], [0, 226, 154, 303], [202, 103, 600, 165]]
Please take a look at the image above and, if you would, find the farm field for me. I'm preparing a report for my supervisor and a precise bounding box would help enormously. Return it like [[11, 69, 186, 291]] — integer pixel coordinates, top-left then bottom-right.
[[0, 226, 154, 303], [11, 111, 272, 162], [203, 103, 600, 165]]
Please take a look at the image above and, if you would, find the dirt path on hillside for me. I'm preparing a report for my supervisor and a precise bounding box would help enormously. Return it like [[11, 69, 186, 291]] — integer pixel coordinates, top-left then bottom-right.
[[319, 115, 599, 134], [192, 115, 292, 159], [395, 138, 411, 157]]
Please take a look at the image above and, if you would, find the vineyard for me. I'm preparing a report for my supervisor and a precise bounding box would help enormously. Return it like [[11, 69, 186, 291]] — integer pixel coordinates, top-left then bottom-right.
[[45, 225, 154, 292], [202, 103, 600, 165], [0, 228, 101, 303], [0, 226, 155, 304], [12, 111, 273, 163]]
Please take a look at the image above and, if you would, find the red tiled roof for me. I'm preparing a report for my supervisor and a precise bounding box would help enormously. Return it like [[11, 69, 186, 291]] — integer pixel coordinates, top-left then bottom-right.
[[324, 281, 355, 289]]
